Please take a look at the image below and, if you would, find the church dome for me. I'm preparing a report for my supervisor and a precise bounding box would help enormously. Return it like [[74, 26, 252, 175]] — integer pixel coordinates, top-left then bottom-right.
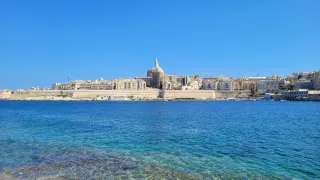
[[151, 58, 164, 73]]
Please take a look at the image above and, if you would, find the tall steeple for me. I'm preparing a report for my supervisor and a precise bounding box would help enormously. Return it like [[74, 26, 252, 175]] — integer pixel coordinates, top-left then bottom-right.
[[155, 57, 159, 67], [148, 57, 165, 89], [151, 57, 164, 73]]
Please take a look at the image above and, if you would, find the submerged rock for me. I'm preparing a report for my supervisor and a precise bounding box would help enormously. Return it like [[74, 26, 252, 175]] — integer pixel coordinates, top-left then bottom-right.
[[0, 150, 139, 179], [0, 149, 284, 180]]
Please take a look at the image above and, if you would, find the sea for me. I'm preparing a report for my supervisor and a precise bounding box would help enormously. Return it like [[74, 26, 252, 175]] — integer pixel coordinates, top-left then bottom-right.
[[0, 101, 319, 179]]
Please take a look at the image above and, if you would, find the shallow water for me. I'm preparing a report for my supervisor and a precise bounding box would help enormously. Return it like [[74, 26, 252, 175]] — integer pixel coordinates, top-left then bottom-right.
[[0, 101, 319, 179]]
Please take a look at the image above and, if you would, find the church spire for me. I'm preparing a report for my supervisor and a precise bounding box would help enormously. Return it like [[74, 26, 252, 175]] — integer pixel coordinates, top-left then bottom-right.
[[150, 57, 164, 73], [155, 57, 159, 67]]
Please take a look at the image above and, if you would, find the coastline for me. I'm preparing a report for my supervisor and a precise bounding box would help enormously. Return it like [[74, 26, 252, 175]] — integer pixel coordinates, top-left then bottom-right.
[[1, 89, 319, 101], [0, 97, 263, 101]]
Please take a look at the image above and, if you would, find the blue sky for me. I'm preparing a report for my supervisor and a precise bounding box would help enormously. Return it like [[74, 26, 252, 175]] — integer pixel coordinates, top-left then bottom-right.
[[0, 0, 319, 89]]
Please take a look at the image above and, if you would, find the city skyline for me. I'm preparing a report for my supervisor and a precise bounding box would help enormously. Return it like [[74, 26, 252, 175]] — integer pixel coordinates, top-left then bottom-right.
[[1, 57, 319, 90], [1, 0, 320, 89], [4, 58, 320, 92], [2, 59, 319, 101]]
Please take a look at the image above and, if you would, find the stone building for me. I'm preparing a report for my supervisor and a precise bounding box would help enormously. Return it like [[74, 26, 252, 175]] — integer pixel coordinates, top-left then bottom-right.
[[162, 75, 187, 90], [115, 78, 146, 90], [76, 80, 114, 90], [202, 77, 219, 90], [164, 75, 175, 89], [274, 89, 309, 101], [164, 75, 175, 90], [218, 81, 233, 91], [147, 58, 164, 89], [256, 79, 280, 93], [188, 75, 202, 90], [238, 76, 284, 93], [232, 79, 241, 91], [52, 78, 114, 90], [188, 80, 202, 90], [202, 76, 238, 91], [294, 79, 313, 90], [135, 77, 153, 88], [312, 71, 320, 90], [288, 71, 320, 90], [239, 77, 266, 92], [52, 83, 71, 90]]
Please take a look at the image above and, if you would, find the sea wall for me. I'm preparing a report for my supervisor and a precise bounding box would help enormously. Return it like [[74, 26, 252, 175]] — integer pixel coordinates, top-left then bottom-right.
[[9, 90, 160, 100], [8, 89, 251, 100], [10, 90, 69, 100], [72, 90, 160, 99], [215, 90, 251, 99], [163, 90, 216, 99], [163, 90, 250, 99]]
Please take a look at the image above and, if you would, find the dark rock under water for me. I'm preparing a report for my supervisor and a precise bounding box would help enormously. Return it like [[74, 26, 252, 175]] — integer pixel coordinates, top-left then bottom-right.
[[0, 150, 139, 179]]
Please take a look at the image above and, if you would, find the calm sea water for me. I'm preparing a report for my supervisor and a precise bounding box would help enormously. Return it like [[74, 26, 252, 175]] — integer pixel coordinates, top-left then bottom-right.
[[0, 101, 319, 179]]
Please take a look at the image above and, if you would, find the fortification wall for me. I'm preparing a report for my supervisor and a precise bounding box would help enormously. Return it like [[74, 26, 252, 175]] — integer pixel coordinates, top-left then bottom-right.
[[164, 90, 216, 99], [0, 91, 11, 99], [10, 90, 69, 99], [215, 90, 251, 98], [72, 90, 160, 99], [8, 89, 251, 100], [164, 90, 251, 99], [10, 90, 160, 99]]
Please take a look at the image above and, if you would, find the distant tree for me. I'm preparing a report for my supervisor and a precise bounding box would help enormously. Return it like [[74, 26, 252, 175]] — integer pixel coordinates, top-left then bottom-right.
[[285, 84, 294, 90]]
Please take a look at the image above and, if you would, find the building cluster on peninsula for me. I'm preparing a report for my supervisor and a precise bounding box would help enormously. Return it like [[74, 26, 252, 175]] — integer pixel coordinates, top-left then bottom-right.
[[1, 58, 320, 101]]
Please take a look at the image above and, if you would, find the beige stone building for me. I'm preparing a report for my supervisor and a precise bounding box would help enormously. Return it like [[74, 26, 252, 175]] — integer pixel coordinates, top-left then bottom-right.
[[115, 78, 146, 90], [256, 78, 280, 93], [135, 77, 153, 88], [294, 79, 312, 90], [52, 83, 70, 90], [202, 77, 219, 90], [188, 75, 202, 90], [238, 76, 284, 93], [147, 58, 164, 89], [312, 71, 320, 90], [238, 77, 265, 91], [52, 78, 114, 90], [202, 76, 239, 91]]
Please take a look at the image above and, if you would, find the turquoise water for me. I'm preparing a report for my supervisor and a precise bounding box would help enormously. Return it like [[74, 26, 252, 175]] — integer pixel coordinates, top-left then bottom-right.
[[0, 101, 319, 179]]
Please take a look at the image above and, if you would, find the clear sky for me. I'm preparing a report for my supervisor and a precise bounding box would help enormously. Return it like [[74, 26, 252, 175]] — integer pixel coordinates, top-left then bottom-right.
[[1, 0, 319, 89]]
